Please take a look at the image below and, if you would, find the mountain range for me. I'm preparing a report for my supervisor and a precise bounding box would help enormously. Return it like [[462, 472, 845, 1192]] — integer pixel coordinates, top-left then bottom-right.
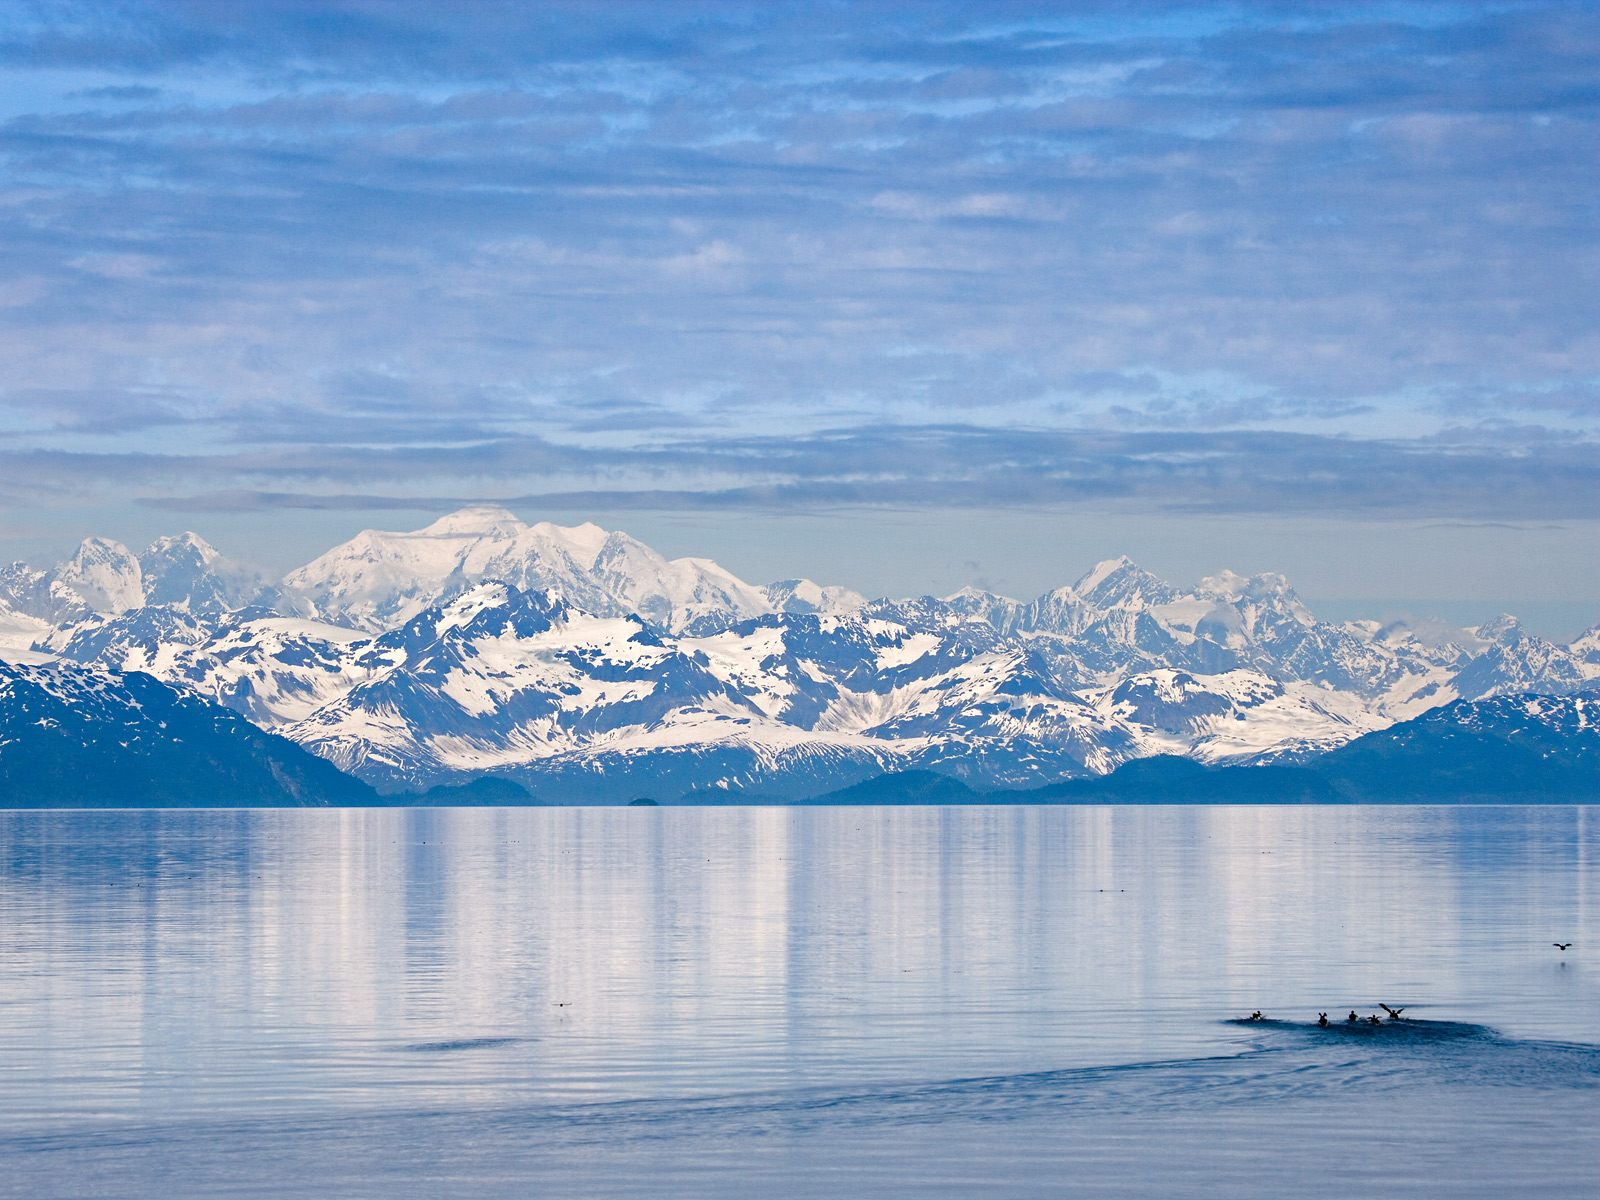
[[1, 506, 1596, 803]]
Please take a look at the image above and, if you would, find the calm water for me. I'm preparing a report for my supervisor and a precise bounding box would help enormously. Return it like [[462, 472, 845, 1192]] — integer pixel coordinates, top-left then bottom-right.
[[1, 806, 1596, 1198]]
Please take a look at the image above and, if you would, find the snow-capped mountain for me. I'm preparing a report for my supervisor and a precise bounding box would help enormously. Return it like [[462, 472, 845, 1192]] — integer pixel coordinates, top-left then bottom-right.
[[1, 531, 265, 620], [44, 604, 371, 728], [1019, 689, 1600, 806], [1304, 690, 1600, 801], [284, 584, 760, 786], [34, 575, 1578, 799], [1088, 668, 1382, 765], [276, 586, 1146, 796], [280, 506, 777, 634], [761, 578, 867, 616], [5, 507, 1597, 801], [1573, 624, 1600, 674], [139, 531, 271, 612], [0, 560, 92, 624], [52, 536, 144, 613]]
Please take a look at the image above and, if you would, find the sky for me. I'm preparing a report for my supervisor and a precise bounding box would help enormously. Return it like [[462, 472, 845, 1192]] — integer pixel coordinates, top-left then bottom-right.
[[0, 1, 1596, 632]]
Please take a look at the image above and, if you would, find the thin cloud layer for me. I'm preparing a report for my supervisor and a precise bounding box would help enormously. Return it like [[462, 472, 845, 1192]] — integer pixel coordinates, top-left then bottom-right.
[[27, 423, 1586, 522], [0, 1, 1594, 527]]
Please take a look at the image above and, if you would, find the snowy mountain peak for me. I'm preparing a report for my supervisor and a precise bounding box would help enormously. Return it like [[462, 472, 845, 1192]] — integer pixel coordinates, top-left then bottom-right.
[[764, 579, 868, 616], [944, 585, 1014, 603], [435, 580, 568, 634], [56, 536, 143, 613], [0, 562, 90, 624], [1074, 555, 1135, 593], [137, 531, 262, 613], [281, 511, 777, 634], [1197, 569, 1297, 603], [1572, 624, 1600, 669], [533, 520, 611, 567], [1070, 556, 1173, 608], [1197, 568, 1249, 599], [371, 581, 574, 656], [419, 505, 528, 537], [1476, 614, 1524, 644], [146, 531, 220, 561], [1196, 568, 1314, 629]]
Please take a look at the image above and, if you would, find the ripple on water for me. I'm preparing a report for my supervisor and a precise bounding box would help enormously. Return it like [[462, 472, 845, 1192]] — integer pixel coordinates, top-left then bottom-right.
[[400, 1037, 531, 1054]]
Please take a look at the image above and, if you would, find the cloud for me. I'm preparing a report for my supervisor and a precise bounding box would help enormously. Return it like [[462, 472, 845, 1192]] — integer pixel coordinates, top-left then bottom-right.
[[0, 1, 1594, 542], [36, 422, 1588, 522]]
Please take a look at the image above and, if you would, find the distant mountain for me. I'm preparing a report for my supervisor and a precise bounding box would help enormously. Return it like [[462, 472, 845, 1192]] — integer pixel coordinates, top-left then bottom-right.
[[813, 769, 984, 805], [1030, 756, 1335, 804], [0, 662, 376, 807], [761, 578, 867, 616], [43, 605, 371, 727], [1024, 692, 1600, 805], [282, 582, 780, 793], [279, 506, 779, 634], [1311, 691, 1600, 802], [1, 532, 265, 620], [413, 776, 538, 805], [51, 536, 144, 613], [3, 507, 1596, 804], [139, 532, 272, 612]]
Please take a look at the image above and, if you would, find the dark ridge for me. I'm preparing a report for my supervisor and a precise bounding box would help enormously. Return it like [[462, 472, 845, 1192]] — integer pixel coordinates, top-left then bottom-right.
[[1310, 693, 1600, 802], [411, 776, 538, 805], [813, 769, 983, 805], [0, 663, 376, 809], [1030, 756, 1337, 804]]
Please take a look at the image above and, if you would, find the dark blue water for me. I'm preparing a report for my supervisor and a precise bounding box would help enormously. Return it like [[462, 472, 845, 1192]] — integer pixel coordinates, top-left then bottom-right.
[[1, 806, 1595, 1197]]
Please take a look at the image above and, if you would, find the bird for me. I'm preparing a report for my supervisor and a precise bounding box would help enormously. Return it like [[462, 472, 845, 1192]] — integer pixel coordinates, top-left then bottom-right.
[[1554, 943, 1572, 951], [1317, 1013, 1329, 1028], [1367, 1015, 1382, 1026], [1247, 1010, 1264, 1021], [1379, 1004, 1406, 1021], [1346, 1011, 1360, 1023]]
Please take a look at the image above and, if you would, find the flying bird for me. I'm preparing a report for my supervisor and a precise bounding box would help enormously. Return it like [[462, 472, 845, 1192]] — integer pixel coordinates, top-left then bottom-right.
[[1553, 943, 1572, 951], [1379, 1004, 1406, 1021]]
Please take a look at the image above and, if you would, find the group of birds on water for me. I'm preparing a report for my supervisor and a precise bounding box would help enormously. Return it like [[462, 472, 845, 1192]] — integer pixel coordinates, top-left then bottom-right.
[[1243, 944, 1574, 1028], [1244, 1003, 1406, 1027]]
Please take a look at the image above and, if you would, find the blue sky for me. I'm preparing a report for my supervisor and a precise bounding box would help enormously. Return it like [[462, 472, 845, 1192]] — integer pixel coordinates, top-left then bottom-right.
[[0, 1, 1596, 627]]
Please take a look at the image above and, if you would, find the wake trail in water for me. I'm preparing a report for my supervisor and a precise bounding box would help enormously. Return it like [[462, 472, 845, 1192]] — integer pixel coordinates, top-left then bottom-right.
[[401, 1036, 532, 1053], [5, 1020, 1597, 1164]]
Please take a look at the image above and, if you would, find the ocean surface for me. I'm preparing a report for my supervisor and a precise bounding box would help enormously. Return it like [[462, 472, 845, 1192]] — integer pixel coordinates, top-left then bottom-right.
[[0, 805, 1596, 1198]]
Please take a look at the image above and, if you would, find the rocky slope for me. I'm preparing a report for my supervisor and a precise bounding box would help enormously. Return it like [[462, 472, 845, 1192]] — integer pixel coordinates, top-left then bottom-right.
[[0, 661, 376, 807]]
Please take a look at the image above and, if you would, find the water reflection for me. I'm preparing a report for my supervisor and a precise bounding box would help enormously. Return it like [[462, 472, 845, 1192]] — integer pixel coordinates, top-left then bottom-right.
[[0, 806, 1594, 1136]]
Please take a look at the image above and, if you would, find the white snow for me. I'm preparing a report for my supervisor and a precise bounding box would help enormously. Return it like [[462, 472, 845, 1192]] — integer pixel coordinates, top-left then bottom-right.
[[876, 632, 940, 670], [54, 537, 144, 613], [281, 507, 779, 634], [0, 600, 50, 660], [1071, 556, 1136, 598]]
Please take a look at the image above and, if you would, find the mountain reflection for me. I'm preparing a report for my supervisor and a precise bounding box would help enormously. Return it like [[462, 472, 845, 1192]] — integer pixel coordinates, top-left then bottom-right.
[[0, 806, 1593, 1129]]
